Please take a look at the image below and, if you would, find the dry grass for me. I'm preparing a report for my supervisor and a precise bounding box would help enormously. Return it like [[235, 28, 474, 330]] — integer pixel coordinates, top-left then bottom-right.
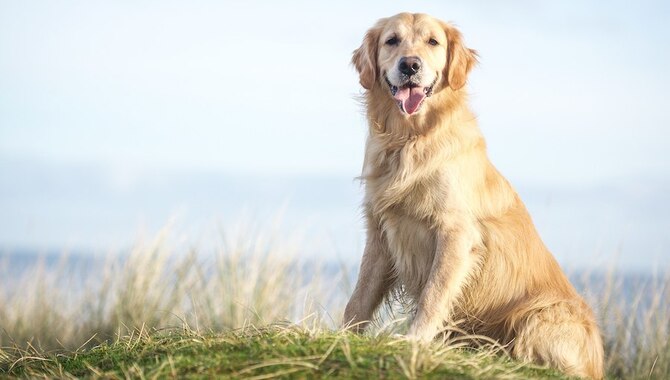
[[0, 227, 668, 379], [0, 227, 346, 352], [585, 270, 670, 379]]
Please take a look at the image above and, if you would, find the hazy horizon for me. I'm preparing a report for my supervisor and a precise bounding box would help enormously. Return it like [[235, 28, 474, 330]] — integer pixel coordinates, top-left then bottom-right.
[[2, 158, 668, 273]]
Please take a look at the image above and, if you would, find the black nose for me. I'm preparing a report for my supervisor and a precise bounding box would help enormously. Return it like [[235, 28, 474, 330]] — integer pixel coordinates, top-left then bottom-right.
[[398, 56, 422, 76]]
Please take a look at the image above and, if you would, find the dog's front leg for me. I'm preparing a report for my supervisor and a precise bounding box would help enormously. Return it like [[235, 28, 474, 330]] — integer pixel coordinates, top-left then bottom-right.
[[407, 227, 476, 342], [343, 220, 393, 332]]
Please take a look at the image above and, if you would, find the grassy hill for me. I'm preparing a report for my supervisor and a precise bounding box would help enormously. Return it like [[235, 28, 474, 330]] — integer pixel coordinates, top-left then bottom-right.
[[2, 324, 570, 379], [1, 231, 668, 379]]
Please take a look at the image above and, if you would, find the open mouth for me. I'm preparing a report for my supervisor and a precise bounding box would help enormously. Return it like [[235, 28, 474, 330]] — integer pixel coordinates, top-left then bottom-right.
[[385, 76, 437, 115]]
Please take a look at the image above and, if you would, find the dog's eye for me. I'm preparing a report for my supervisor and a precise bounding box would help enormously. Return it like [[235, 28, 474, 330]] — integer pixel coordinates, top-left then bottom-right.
[[428, 38, 439, 46], [385, 36, 399, 46]]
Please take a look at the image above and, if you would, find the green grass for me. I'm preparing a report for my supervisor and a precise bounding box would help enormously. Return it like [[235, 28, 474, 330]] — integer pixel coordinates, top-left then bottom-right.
[[1, 324, 570, 379]]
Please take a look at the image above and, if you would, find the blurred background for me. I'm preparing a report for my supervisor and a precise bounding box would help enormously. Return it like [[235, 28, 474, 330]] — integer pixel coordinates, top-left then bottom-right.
[[1, 0, 668, 272]]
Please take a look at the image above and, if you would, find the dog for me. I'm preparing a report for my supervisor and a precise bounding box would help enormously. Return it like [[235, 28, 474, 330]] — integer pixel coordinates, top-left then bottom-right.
[[342, 13, 604, 379]]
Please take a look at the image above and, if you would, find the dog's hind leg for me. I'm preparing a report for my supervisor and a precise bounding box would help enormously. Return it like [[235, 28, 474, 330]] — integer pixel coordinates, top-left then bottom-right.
[[511, 300, 604, 379]]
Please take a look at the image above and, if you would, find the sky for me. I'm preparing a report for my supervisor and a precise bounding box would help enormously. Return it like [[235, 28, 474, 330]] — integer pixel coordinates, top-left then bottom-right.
[[1, 0, 668, 183], [1, 1, 669, 268]]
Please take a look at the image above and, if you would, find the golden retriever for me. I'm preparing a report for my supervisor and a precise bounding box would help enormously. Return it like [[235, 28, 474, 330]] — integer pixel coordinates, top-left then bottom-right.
[[343, 13, 604, 379]]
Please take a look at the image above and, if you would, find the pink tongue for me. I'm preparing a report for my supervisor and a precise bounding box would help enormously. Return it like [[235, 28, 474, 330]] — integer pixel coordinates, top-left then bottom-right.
[[393, 87, 425, 114]]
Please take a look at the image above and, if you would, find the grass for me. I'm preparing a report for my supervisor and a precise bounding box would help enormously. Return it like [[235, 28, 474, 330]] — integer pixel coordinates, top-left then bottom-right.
[[2, 324, 570, 379], [0, 227, 668, 379]]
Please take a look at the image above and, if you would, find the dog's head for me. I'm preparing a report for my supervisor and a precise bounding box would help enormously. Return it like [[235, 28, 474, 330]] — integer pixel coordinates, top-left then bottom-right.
[[353, 13, 477, 116]]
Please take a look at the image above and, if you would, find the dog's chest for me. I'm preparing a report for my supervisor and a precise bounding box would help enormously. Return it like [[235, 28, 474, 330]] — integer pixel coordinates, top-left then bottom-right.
[[364, 136, 469, 295], [366, 168, 451, 298], [381, 208, 437, 298], [366, 146, 452, 220]]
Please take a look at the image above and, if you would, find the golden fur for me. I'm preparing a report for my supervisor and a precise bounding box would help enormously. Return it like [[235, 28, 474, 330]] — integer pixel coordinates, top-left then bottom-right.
[[343, 13, 604, 379]]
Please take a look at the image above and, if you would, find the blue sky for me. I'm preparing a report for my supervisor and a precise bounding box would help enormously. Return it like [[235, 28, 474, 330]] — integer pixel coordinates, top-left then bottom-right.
[[2, 0, 668, 184]]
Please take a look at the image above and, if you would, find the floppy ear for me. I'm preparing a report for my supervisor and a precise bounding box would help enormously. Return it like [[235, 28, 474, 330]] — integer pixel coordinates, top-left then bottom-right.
[[352, 20, 385, 90], [443, 23, 478, 90]]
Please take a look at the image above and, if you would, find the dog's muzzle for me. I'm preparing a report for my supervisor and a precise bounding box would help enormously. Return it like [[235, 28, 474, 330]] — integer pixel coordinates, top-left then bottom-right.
[[385, 76, 437, 115]]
